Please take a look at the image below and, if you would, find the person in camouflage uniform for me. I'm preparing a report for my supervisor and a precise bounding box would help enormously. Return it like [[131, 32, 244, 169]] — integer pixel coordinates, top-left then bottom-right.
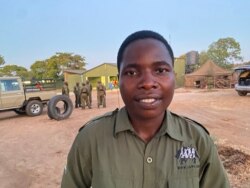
[[86, 80, 92, 107], [96, 81, 106, 108], [62, 81, 69, 97], [81, 82, 91, 109], [73, 82, 81, 108]]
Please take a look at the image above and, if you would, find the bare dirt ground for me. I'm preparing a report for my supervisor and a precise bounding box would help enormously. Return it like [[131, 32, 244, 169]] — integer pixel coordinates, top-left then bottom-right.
[[0, 88, 249, 188]]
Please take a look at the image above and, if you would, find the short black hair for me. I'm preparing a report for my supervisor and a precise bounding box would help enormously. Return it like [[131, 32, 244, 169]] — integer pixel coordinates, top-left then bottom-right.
[[117, 30, 174, 72]]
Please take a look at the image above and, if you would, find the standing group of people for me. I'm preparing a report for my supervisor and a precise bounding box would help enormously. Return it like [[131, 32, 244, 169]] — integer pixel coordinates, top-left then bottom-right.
[[73, 80, 92, 109], [62, 80, 106, 109]]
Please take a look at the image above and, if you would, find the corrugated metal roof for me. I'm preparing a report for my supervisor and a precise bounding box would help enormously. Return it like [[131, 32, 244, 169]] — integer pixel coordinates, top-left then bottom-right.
[[84, 63, 116, 73], [63, 69, 86, 74]]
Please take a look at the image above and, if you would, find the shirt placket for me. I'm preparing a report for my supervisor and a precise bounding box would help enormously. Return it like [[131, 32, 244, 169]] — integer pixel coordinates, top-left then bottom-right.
[[142, 139, 156, 188]]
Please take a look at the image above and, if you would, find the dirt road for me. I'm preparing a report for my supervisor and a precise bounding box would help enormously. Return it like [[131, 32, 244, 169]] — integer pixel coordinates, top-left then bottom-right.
[[0, 88, 249, 188]]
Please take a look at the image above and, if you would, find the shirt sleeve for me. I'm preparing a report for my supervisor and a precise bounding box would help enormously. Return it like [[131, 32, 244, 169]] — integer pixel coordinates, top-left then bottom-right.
[[200, 143, 230, 188], [61, 136, 92, 188]]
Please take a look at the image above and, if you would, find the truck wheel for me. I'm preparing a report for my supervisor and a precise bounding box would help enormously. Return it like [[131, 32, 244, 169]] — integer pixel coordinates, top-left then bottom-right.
[[47, 95, 73, 120], [25, 100, 43, 116], [237, 91, 247, 96]]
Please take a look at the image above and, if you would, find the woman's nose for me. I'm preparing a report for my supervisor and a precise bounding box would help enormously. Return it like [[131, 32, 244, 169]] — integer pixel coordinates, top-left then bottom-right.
[[138, 72, 158, 90]]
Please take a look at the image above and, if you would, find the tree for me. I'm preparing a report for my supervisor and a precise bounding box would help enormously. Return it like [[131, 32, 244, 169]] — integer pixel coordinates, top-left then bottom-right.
[[48, 52, 86, 73], [0, 55, 5, 66], [30, 61, 47, 79], [207, 37, 243, 69], [0, 65, 30, 79], [30, 52, 86, 80], [198, 51, 210, 66], [56, 52, 86, 69], [46, 57, 60, 79]]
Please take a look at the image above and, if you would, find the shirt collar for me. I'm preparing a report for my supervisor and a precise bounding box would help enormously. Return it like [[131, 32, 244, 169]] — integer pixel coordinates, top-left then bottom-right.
[[157, 110, 184, 141], [114, 107, 184, 141], [114, 107, 134, 136]]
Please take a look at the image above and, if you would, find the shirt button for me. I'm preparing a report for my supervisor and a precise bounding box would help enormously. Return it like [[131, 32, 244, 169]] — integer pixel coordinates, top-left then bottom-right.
[[147, 157, 153, 164]]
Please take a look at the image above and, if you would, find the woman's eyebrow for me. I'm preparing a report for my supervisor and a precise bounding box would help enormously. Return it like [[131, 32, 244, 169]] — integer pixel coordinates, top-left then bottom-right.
[[121, 63, 140, 69], [121, 60, 172, 70], [152, 60, 172, 67]]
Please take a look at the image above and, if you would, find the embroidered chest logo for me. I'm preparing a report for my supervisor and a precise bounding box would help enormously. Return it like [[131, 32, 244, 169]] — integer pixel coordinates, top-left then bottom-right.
[[175, 146, 200, 169]]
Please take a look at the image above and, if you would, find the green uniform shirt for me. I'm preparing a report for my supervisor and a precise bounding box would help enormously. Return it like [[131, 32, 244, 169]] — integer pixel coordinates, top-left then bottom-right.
[[61, 107, 229, 188], [81, 86, 89, 95], [74, 85, 81, 96], [96, 84, 106, 96], [62, 85, 69, 96]]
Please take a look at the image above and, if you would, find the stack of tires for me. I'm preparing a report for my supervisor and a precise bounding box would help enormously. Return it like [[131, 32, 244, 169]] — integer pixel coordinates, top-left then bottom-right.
[[47, 95, 73, 120]]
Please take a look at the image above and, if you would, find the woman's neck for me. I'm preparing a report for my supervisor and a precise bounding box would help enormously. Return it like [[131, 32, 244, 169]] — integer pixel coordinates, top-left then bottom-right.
[[129, 113, 165, 143]]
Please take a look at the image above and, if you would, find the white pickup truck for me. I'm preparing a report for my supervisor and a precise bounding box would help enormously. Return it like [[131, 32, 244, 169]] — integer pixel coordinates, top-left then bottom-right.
[[234, 65, 250, 96], [0, 76, 57, 116]]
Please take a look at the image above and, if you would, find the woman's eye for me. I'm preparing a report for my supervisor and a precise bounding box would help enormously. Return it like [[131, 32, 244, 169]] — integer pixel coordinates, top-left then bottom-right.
[[126, 70, 137, 76], [156, 68, 168, 74]]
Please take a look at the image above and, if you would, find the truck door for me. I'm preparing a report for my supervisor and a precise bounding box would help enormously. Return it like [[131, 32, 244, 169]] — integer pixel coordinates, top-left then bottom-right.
[[0, 78, 25, 109]]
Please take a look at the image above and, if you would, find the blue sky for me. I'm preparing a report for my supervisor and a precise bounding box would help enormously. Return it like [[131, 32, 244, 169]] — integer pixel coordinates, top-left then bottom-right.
[[0, 0, 249, 70]]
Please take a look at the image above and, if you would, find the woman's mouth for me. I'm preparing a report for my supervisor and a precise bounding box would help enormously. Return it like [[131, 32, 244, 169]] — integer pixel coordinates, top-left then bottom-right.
[[139, 98, 156, 103]]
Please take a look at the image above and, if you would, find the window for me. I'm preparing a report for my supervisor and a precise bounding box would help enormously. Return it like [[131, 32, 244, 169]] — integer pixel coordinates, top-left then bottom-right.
[[0, 79, 20, 92]]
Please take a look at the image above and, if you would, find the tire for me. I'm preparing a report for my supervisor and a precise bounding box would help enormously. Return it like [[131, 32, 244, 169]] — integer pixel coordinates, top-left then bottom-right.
[[25, 100, 43, 116], [47, 102, 60, 120], [237, 91, 247, 96], [47, 100, 54, 119], [47, 95, 73, 120]]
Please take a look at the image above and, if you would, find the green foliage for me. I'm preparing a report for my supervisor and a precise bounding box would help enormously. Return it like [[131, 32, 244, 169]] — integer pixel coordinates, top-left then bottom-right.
[[207, 37, 242, 69], [198, 51, 210, 66], [30, 60, 47, 79], [0, 65, 30, 79], [0, 55, 5, 66], [49, 52, 86, 71], [30, 52, 86, 79], [46, 57, 60, 79]]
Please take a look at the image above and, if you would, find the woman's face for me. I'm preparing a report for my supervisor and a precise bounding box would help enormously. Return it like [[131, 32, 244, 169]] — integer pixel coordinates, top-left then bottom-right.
[[119, 38, 175, 121]]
